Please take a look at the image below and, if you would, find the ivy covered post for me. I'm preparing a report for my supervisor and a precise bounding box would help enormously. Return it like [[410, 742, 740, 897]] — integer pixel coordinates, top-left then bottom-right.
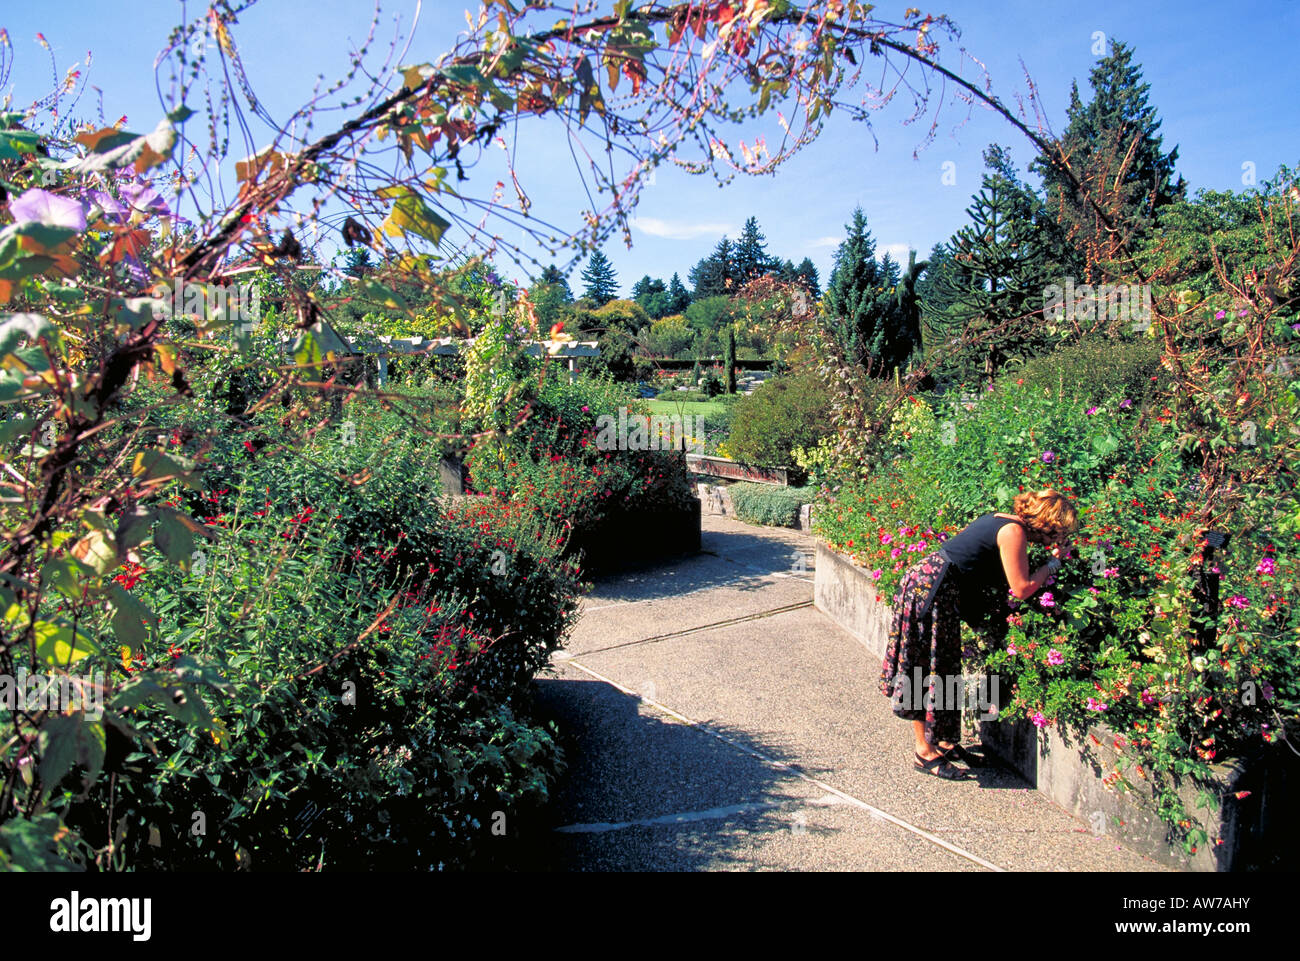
[[724, 324, 737, 394]]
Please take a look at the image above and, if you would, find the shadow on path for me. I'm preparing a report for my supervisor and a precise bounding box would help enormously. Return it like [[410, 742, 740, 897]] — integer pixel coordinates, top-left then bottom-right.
[[508, 675, 834, 871]]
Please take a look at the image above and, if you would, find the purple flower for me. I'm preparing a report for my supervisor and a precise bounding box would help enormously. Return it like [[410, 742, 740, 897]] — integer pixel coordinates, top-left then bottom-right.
[[86, 189, 129, 223], [1141, 689, 1156, 706], [1256, 557, 1275, 576], [1239, 308, 1249, 317], [1047, 649, 1064, 666], [1085, 406, 1099, 415], [9, 188, 87, 230], [1215, 310, 1226, 320], [1030, 711, 1048, 729], [1039, 591, 1055, 609], [119, 182, 171, 218], [1119, 398, 1134, 409], [1262, 682, 1275, 700], [1041, 451, 1056, 464]]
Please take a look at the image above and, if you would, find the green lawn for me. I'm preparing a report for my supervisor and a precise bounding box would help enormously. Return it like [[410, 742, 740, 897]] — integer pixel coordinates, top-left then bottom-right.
[[644, 398, 729, 420]]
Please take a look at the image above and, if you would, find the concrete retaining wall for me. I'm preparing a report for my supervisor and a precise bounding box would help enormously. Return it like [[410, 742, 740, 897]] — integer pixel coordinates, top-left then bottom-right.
[[812, 541, 1298, 871]]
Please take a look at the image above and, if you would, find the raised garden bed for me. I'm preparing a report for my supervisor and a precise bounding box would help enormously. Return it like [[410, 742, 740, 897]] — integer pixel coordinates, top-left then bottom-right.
[[812, 542, 1299, 871], [567, 498, 702, 576]]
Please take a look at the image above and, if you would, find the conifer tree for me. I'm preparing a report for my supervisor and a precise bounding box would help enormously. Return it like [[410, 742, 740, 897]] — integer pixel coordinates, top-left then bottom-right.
[[580, 249, 619, 305], [1031, 39, 1185, 281], [933, 145, 1051, 384]]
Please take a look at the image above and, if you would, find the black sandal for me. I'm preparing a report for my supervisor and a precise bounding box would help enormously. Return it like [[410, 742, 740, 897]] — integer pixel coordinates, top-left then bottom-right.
[[939, 744, 989, 768], [913, 752, 971, 780]]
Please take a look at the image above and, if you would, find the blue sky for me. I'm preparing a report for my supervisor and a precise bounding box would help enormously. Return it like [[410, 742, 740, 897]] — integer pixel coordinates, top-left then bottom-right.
[[3, 1, 1298, 296]]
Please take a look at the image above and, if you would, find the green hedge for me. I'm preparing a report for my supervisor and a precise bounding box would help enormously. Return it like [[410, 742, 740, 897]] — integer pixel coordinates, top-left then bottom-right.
[[728, 483, 811, 527]]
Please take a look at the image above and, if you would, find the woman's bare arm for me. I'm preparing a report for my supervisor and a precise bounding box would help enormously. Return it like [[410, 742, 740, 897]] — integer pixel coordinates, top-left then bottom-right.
[[998, 523, 1059, 600]]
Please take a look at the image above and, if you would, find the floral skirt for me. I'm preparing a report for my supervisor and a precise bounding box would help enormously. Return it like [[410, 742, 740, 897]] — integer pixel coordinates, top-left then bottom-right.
[[879, 551, 962, 746]]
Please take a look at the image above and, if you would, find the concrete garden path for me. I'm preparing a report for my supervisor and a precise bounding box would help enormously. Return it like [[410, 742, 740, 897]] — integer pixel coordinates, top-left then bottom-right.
[[518, 513, 1167, 872]]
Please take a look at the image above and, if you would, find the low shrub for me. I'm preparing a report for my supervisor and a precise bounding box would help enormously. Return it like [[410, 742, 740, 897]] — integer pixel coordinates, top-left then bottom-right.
[[728, 483, 811, 527], [1010, 336, 1162, 406], [726, 371, 834, 466]]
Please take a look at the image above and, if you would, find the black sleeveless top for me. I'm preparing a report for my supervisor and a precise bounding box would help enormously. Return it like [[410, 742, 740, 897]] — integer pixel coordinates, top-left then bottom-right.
[[939, 513, 1022, 635]]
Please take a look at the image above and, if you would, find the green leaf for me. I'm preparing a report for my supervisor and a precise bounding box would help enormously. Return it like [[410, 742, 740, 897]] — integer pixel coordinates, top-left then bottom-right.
[[37, 715, 82, 788], [0, 312, 56, 357], [154, 512, 196, 566], [131, 448, 198, 489], [107, 582, 155, 651], [379, 187, 450, 245], [33, 618, 99, 667]]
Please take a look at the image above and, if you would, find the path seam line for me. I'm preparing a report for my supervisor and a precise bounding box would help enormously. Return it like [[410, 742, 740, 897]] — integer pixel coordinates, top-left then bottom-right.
[[558, 657, 1006, 872], [565, 601, 813, 657]]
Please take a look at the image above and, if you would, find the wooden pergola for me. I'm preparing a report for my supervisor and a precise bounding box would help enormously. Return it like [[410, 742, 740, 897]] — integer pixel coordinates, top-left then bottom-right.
[[326, 335, 600, 386]]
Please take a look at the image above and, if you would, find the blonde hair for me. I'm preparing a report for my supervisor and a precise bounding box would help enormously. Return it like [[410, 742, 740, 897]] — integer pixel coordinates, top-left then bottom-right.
[[1013, 488, 1079, 544]]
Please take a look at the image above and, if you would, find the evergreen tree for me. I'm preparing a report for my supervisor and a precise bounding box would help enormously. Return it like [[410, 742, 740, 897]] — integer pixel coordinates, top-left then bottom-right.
[[824, 207, 880, 367], [632, 275, 670, 319], [341, 246, 374, 279], [666, 272, 692, 313], [1030, 39, 1185, 281], [824, 209, 924, 375], [581, 250, 619, 305], [689, 236, 735, 299], [530, 263, 573, 330], [733, 216, 775, 284], [878, 252, 901, 287], [933, 145, 1052, 384], [795, 258, 821, 299]]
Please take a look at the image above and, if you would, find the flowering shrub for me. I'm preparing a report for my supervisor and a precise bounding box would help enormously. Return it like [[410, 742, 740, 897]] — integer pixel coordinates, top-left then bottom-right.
[[465, 372, 696, 559], [817, 373, 1299, 847]]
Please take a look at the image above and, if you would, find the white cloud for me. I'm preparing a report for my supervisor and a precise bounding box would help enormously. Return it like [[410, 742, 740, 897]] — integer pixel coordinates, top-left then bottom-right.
[[807, 235, 842, 248], [630, 217, 737, 240], [880, 242, 914, 263]]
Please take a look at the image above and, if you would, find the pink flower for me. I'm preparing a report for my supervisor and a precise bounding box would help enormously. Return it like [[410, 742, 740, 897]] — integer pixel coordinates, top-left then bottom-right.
[[1215, 310, 1226, 320], [1030, 711, 1048, 729], [1039, 592, 1055, 609], [581, 405, 590, 412], [1227, 595, 1249, 609], [870, 569, 883, 581], [880, 533, 892, 545], [1086, 406, 1099, 415], [1256, 557, 1275, 576], [1102, 568, 1118, 579], [1141, 689, 1156, 706], [1119, 398, 1133, 409], [890, 547, 903, 559], [1047, 649, 1064, 666], [1086, 697, 1107, 712], [1007, 643, 1018, 655]]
